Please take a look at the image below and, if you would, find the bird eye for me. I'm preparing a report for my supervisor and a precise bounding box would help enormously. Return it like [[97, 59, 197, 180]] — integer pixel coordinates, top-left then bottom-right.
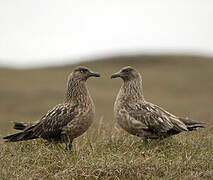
[[79, 69, 88, 73], [122, 69, 129, 73], [122, 68, 132, 73]]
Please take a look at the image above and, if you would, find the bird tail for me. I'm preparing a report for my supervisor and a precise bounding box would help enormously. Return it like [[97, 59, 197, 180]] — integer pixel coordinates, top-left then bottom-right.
[[13, 122, 27, 130], [180, 118, 206, 131], [3, 130, 38, 142]]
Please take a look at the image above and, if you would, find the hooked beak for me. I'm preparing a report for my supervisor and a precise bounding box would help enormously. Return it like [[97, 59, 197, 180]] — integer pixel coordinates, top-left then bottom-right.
[[88, 72, 101, 77], [111, 72, 121, 79]]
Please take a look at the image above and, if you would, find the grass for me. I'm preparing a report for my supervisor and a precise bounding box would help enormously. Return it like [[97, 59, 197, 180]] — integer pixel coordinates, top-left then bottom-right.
[[0, 55, 213, 179]]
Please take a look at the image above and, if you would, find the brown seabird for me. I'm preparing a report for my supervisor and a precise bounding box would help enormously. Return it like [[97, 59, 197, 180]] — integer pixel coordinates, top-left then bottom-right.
[[111, 66, 205, 145], [3, 66, 100, 151]]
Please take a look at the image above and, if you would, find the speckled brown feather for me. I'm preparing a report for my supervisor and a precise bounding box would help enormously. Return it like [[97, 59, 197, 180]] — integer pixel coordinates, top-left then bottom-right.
[[112, 66, 205, 142], [3, 67, 100, 149]]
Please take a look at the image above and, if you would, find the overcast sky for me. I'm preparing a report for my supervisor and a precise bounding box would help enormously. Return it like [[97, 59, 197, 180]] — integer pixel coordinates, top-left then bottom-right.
[[0, 0, 213, 68]]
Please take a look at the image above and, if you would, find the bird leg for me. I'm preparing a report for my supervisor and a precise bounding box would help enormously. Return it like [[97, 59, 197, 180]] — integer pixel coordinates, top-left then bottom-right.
[[143, 137, 148, 146], [65, 140, 73, 152]]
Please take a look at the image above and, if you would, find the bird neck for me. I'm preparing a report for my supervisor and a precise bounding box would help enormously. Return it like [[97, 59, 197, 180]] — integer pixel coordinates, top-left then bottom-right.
[[65, 78, 91, 105], [119, 78, 145, 102]]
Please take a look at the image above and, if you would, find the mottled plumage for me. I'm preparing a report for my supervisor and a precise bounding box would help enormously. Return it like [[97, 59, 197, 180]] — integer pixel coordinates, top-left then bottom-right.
[[3, 66, 100, 150], [111, 66, 205, 145]]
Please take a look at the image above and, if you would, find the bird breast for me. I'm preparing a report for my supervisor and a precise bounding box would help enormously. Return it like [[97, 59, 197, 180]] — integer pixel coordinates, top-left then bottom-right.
[[64, 105, 95, 139]]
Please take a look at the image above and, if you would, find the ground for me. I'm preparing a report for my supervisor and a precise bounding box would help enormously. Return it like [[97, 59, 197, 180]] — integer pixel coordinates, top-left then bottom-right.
[[0, 55, 213, 179]]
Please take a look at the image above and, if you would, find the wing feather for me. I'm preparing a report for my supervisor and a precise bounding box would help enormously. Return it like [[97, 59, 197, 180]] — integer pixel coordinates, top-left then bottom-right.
[[32, 103, 79, 140], [128, 103, 187, 134]]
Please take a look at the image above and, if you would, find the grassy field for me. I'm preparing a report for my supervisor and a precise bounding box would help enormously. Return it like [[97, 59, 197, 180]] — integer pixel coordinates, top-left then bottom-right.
[[0, 55, 213, 179]]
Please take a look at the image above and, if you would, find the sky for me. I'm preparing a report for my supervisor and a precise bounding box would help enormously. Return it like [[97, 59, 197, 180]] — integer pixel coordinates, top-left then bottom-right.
[[0, 0, 213, 68]]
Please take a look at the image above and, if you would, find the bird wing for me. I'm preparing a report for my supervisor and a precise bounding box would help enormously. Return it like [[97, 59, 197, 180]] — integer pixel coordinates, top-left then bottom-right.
[[128, 102, 187, 134], [31, 103, 79, 140]]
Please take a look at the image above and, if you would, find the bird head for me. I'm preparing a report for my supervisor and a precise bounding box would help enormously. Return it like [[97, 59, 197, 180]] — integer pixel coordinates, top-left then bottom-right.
[[111, 66, 140, 81], [71, 66, 100, 81]]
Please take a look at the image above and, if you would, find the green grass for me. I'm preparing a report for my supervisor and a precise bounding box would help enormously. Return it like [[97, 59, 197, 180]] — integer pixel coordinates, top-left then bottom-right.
[[0, 55, 213, 179]]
